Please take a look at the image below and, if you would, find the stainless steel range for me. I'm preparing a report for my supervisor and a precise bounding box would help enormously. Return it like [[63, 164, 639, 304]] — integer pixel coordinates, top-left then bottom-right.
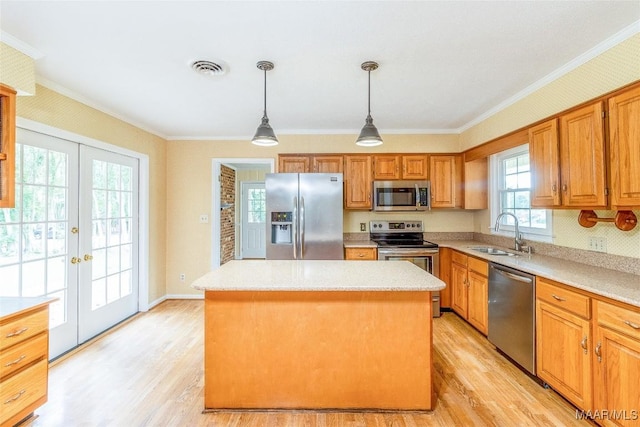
[[370, 220, 441, 317]]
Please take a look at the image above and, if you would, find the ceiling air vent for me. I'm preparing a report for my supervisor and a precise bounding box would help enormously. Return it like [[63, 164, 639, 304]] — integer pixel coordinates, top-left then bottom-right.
[[191, 60, 227, 76]]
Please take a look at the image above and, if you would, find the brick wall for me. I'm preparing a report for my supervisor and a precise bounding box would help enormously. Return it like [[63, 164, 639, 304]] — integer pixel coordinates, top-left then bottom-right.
[[220, 165, 236, 265]]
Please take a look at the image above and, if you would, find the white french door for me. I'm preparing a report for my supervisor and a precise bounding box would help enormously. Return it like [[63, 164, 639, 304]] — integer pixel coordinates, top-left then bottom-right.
[[240, 182, 266, 259], [77, 146, 139, 343], [0, 129, 139, 358]]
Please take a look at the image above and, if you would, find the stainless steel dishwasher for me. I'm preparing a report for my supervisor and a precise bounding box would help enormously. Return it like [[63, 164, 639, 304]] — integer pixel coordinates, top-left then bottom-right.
[[488, 263, 536, 375]]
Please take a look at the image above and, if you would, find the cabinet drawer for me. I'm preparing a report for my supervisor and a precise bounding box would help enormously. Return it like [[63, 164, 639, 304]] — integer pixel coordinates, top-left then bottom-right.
[[0, 359, 47, 426], [0, 308, 48, 350], [536, 278, 590, 319], [451, 250, 467, 267], [345, 247, 377, 260], [467, 257, 488, 276], [0, 332, 47, 379], [595, 300, 640, 341]]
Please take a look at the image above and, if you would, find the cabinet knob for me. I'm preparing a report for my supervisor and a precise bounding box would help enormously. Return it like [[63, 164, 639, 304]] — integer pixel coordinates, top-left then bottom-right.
[[552, 183, 557, 193], [594, 342, 602, 363], [580, 336, 588, 354], [562, 184, 568, 193]]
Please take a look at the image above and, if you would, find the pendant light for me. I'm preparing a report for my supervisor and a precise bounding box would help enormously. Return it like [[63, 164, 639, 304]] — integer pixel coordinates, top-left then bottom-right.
[[356, 61, 383, 147], [251, 61, 278, 146]]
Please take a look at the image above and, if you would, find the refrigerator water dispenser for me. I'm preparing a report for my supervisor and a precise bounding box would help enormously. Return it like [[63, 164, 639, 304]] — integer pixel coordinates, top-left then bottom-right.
[[271, 212, 293, 244]]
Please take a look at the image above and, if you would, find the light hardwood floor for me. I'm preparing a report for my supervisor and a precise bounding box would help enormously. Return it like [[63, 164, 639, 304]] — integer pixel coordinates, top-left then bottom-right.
[[31, 300, 594, 427]]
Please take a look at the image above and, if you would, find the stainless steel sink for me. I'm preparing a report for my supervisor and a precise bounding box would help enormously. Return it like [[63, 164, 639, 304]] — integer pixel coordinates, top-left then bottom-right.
[[470, 247, 519, 256]]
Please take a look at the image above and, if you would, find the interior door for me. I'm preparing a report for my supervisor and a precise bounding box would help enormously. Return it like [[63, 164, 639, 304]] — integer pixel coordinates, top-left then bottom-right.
[[240, 181, 266, 259], [77, 146, 139, 343], [0, 129, 79, 358]]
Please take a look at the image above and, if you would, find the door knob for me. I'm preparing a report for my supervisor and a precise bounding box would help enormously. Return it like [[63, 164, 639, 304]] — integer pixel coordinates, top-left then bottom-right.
[[71, 257, 82, 264], [71, 227, 79, 234], [84, 254, 93, 261]]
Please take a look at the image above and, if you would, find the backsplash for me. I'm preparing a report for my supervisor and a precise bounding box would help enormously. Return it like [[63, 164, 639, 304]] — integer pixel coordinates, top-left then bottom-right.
[[344, 231, 639, 276], [472, 233, 639, 276]]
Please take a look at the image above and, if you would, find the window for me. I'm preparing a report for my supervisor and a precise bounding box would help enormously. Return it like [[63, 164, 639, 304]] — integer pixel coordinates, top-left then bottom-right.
[[491, 145, 552, 241]]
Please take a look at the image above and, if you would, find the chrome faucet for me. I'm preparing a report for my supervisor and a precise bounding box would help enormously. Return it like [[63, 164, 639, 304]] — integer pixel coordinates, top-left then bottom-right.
[[495, 212, 525, 252]]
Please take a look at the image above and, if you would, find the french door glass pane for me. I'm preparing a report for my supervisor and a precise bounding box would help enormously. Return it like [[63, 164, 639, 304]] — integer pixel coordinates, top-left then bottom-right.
[[90, 160, 134, 311], [0, 143, 71, 328]]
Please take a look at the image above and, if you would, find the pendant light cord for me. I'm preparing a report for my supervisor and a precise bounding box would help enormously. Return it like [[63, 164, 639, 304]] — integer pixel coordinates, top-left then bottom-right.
[[263, 68, 268, 119], [367, 69, 371, 116]]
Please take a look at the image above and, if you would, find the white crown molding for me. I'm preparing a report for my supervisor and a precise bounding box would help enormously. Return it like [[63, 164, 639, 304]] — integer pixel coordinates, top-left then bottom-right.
[[459, 19, 640, 133], [0, 31, 44, 59], [36, 76, 168, 139]]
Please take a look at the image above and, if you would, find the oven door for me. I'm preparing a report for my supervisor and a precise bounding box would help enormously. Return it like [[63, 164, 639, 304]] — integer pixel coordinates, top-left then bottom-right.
[[377, 248, 441, 317]]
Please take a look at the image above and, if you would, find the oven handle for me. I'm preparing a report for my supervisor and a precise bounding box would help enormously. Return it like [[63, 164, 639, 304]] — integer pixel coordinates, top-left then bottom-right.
[[378, 249, 439, 257]]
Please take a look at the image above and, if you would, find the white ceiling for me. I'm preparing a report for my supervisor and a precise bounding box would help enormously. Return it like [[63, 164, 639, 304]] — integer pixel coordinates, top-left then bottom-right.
[[1, 1, 639, 140]]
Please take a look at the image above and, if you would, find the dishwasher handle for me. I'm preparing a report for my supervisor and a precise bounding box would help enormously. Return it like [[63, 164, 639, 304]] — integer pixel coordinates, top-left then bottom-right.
[[493, 266, 533, 283]]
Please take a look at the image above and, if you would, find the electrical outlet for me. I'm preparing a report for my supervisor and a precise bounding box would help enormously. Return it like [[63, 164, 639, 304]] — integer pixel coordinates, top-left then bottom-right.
[[588, 237, 607, 253], [199, 214, 209, 224], [360, 223, 366, 232], [179, 273, 185, 282]]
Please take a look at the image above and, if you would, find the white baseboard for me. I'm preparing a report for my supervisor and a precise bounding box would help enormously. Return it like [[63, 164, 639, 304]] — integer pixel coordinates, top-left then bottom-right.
[[165, 294, 205, 300], [147, 296, 167, 310]]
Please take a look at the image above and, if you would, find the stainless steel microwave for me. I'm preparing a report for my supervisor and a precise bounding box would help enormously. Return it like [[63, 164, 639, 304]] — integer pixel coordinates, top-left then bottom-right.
[[372, 180, 431, 211]]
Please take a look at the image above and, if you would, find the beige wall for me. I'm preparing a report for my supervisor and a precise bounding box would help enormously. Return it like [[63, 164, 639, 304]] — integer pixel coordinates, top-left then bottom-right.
[[0, 43, 36, 95], [15, 84, 168, 303]]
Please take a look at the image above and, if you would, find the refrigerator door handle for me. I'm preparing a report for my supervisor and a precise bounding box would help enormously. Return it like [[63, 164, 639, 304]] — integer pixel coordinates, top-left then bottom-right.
[[300, 196, 305, 259], [292, 196, 298, 259]]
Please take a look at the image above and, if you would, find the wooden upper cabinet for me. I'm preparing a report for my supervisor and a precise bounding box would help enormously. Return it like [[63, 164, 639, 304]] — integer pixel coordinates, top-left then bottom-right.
[[278, 156, 310, 173], [312, 155, 343, 173], [430, 155, 458, 208], [372, 154, 428, 180], [344, 155, 372, 209], [0, 84, 17, 208], [401, 155, 429, 180], [372, 155, 401, 180], [530, 118, 561, 207], [608, 85, 640, 209], [278, 155, 343, 174], [559, 102, 607, 208]]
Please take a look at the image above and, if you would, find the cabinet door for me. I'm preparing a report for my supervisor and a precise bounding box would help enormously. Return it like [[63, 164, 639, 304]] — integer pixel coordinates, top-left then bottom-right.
[[593, 328, 640, 427], [430, 155, 456, 208], [608, 86, 640, 209], [344, 247, 376, 260], [278, 156, 310, 173], [373, 155, 401, 180], [529, 118, 561, 207], [536, 300, 593, 411], [559, 102, 607, 208], [438, 247, 452, 309], [344, 155, 372, 209], [451, 262, 468, 318], [0, 84, 16, 208], [402, 155, 428, 180], [467, 270, 488, 335], [312, 155, 343, 173]]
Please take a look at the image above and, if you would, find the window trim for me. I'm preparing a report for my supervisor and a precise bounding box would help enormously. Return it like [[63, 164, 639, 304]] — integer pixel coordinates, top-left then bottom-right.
[[489, 144, 553, 243]]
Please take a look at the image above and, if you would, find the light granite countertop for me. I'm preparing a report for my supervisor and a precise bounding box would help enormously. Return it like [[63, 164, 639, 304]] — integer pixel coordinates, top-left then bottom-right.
[[437, 240, 640, 308], [343, 240, 378, 248], [192, 260, 445, 292], [0, 296, 58, 319]]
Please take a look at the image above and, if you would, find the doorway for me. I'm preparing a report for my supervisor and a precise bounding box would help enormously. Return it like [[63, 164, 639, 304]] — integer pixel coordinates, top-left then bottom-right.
[[211, 159, 274, 269], [0, 127, 143, 359]]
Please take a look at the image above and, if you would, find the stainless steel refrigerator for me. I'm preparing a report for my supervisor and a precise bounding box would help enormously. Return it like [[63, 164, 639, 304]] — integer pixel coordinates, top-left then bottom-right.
[[266, 173, 344, 260]]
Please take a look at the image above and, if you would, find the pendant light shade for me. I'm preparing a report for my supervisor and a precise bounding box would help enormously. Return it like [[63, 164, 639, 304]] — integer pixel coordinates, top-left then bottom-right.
[[356, 61, 383, 147], [252, 61, 278, 146]]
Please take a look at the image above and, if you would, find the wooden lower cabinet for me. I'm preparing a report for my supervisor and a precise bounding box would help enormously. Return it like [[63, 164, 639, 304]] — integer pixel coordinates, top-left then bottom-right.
[[536, 298, 593, 410], [450, 251, 488, 335], [536, 277, 640, 426], [344, 247, 376, 260], [0, 300, 53, 427], [438, 247, 452, 308], [593, 300, 640, 427]]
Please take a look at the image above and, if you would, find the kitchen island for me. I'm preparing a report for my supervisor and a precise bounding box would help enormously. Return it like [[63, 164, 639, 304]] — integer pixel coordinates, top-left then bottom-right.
[[192, 260, 445, 411]]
